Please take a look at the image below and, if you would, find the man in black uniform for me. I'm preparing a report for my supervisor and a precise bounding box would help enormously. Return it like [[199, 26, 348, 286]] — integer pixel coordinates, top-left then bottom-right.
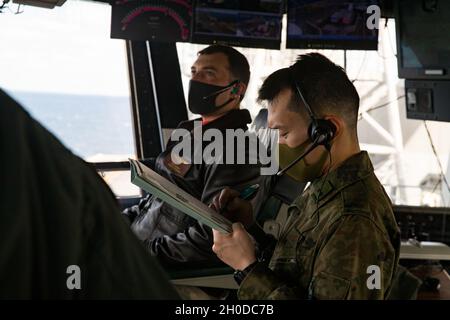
[[0, 89, 179, 299], [122, 45, 261, 268]]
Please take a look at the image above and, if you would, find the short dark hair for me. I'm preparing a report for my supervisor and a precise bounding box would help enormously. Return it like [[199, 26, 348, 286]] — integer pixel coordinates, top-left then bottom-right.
[[258, 53, 360, 130], [198, 45, 251, 87]]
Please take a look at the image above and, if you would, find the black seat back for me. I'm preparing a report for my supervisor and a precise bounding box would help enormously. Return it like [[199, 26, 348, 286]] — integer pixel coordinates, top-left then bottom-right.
[[251, 109, 306, 234]]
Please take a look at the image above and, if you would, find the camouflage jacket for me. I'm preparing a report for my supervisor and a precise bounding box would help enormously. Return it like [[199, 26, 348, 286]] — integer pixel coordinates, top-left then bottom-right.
[[239, 151, 401, 300]]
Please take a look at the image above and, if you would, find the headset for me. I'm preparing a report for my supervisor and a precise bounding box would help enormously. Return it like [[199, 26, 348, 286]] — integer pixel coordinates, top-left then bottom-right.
[[289, 66, 336, 149], [276, 67, 337, 177]]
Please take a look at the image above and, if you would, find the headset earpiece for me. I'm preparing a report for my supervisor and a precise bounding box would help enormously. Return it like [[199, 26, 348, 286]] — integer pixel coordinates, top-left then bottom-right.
[[309, 119, 336, 147], [289, 66, 336, 147], [231, 86, 239, 95]]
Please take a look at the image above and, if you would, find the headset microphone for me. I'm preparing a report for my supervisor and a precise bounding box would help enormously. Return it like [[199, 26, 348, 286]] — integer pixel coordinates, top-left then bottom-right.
[[202, 80, 240, 100]]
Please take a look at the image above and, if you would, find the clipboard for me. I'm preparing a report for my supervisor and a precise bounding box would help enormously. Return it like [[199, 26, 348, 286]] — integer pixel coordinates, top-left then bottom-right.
[[129, 159, 232, 234]]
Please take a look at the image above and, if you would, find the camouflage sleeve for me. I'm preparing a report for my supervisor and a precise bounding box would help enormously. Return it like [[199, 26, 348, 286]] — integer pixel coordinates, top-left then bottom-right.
[[310, 214, 397, 299], [238, 214, 397, 300], [238, 262, 306, 300]]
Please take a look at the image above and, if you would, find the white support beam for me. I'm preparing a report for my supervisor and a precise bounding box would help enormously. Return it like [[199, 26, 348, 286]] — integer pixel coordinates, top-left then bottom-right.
[[382, 18, 408, 204], [361, 112, 395, 146]]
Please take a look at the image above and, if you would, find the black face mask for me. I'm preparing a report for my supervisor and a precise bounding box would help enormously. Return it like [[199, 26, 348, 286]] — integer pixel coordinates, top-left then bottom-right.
[[188, 79, 239, 115]]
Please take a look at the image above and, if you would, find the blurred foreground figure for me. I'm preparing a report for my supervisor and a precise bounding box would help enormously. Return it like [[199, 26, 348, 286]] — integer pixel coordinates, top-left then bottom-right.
[[0, 89, 179, 299]]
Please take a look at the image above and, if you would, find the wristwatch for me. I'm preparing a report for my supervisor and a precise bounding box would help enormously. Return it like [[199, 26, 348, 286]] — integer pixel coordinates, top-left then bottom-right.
[[233, 261, 259, 285]]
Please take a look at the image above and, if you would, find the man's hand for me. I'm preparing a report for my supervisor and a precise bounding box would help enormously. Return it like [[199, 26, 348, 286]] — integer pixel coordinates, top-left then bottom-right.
[[210, 187, 254, 228], [212, 223, 257, 271]]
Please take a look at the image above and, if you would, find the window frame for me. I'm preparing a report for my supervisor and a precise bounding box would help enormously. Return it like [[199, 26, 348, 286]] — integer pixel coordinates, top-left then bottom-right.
[[93, 41, 188, 200]]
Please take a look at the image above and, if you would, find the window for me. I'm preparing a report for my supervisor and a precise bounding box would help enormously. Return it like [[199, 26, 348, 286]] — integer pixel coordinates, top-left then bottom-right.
[[0, 0, 139, 197], [177, 18, 450, 207]]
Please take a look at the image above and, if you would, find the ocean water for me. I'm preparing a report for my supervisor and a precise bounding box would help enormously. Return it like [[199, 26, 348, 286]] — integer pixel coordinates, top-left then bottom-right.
[[8, 90, 135, 160]]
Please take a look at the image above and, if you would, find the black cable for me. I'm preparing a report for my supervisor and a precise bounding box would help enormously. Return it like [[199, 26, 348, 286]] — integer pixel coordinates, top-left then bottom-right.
[[0, 0, 10, 11], [385, 19, 398, 59], [352, 51, 367, 83], [365, 95, 406, 113], [376, 18, 397, 60], [15, 3, 23, 14], [358, 95, 406, 121], [423, 121, 450, 206], [431, 175, 443, 195]]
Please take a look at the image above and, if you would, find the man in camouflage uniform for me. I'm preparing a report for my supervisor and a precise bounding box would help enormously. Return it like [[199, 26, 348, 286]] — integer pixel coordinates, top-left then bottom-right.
[[211, 53, 400, 300]]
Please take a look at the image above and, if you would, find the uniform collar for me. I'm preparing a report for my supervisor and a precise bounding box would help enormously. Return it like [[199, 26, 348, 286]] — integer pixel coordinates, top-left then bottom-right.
[[291, 151, 374, 218]]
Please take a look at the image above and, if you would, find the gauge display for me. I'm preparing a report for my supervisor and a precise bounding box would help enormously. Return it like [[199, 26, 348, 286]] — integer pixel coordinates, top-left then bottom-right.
[[111, 0, 192, 42]]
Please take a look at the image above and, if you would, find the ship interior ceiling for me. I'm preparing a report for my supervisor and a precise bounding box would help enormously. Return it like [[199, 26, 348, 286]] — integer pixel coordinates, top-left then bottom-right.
[[1, 0, 450, 301]]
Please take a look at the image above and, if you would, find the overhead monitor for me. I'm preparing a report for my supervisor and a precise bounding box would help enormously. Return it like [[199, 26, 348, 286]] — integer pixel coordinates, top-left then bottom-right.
[[191, 0, 284, 50], [396, 0, 450, 80], [286, 0, 379, 50]]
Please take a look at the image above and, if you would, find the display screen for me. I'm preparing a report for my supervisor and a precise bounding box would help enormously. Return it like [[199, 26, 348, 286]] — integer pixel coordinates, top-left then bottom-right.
[[397, 0, 450, 79], [191, 0, 284, 50], [287, 0, 379, 50], [111, 0, 192, 42]]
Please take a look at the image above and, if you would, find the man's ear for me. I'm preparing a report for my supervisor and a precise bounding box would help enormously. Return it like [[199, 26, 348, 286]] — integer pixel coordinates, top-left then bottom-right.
[[324, 115, 343, 140], [234, 82, 247, 100]]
